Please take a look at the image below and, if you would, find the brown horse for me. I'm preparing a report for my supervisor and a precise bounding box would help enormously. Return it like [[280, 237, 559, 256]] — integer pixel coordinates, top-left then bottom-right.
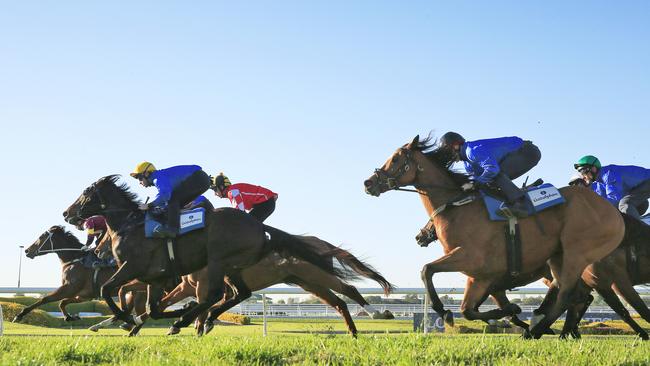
[[364, 135, 625, 338], [63, 175, 359, 334], [14, 226, 145, 324], [556, 213, 650, 340], [150, 236, 394, 337]]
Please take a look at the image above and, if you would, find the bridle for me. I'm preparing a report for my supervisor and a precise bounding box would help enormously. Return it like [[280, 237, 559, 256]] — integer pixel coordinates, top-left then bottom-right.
[[33, 230, 84, 255], [372, 148, 461, 194]]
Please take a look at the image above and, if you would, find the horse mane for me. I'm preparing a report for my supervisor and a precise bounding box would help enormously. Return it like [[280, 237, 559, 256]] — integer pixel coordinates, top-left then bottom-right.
[[414, 133, 471, 186], [100, 174, 142, 206], [51, 225, 83, 248]]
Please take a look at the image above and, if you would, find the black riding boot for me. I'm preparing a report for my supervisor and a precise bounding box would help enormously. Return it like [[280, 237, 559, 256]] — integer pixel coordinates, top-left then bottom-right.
[[493, 173, 528, 218]]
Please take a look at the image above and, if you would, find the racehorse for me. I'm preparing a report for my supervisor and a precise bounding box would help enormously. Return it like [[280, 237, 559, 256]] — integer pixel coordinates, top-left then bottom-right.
[[143, 235, 395, 337], [63, 175, 360, 334], [555, 213, 650, 340], [364, 135, 625, 338], [14, 226, 145, 324]]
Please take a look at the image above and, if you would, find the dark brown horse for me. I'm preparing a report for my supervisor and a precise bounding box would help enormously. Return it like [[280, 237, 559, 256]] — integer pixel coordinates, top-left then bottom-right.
[[364, 135, 625, 338], [63, 175, 358, 334], [14, 226, 145, 324], [150, 235, 394, 337]]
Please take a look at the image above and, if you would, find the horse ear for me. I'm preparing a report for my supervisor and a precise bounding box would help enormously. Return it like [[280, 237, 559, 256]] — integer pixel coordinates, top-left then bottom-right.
[[407, 135, 420, 149]]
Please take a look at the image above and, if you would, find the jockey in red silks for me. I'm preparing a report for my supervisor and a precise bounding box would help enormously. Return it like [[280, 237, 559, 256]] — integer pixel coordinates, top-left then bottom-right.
[[210, 173, 278, 222], [82, 215, 107, 250]]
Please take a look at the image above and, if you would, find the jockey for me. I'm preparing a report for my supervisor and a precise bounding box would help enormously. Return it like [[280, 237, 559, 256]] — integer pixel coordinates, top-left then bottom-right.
[[440, 132, 542, 218], [82, 215, 107, 250], [574, 155, 650, 219], [130, 162, 211, 238], [210, 173, 278, 222]]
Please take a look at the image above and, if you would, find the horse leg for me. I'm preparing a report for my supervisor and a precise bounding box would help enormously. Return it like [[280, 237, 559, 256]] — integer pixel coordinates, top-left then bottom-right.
[[421, 247, 468, 326], [334, 282, 385, 319], [610, 280, 650, 340], [125, 291, 149, 336], [204, 275, 252, 335], [529, 256, 587, 339], [491, 291, 529, 336], [13, 285, 78, 322], [60, 297, 85, 321], [297, 281, 358, 337], [169, 261, 225, 335], [100, 261, 141, 324], [594, 286, 647, 339], [460, 277, 518, 323], [559, 282, 592, 340]]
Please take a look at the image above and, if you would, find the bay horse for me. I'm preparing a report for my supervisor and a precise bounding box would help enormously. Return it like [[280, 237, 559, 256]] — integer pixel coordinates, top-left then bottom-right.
[[13, 226, 146, 324], [147, 235, 394, 337], [63, 175, 358, 334], [364, 135, 625, 338], [555, 213, 650, 340]]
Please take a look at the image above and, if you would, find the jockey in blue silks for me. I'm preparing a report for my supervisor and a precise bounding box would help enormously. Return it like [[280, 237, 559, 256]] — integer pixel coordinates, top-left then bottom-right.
[[574, 155, 650, 220], [440, 132, 542, 218], [417, 132, 541, 246], [130, 162, 211, 238]]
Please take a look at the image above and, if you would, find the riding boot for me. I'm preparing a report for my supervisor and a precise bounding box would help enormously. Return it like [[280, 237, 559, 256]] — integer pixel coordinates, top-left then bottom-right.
[[493, 173, 529, 218], [153, 203, 178, 238]]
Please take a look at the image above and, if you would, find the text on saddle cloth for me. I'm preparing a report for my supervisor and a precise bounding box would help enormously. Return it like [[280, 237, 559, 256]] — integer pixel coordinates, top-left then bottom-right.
[[481, 183, 565, 222], [144, 207, 206, 238]]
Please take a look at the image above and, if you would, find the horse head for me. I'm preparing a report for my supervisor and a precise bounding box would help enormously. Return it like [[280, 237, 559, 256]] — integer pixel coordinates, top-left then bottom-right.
[[364, 135, 424, 196], [63, 175, 139, 224], [24, 226, 83, 259]]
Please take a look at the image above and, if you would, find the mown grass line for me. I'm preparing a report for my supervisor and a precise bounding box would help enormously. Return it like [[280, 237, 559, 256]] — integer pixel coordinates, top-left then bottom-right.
[[2, 321, 650, 365]]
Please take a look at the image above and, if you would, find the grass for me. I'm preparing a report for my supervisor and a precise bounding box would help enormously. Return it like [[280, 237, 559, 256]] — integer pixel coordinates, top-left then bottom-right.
[[3, 319, 650, 365]]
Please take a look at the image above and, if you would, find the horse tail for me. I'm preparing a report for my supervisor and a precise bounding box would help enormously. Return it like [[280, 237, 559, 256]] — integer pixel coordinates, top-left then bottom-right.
[[263, 226, 353, 282], [296, 236, 394, 296], [331, 246, 394, 296]]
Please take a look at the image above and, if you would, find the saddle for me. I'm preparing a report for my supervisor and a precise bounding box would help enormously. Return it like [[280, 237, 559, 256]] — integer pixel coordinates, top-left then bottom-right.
[[144, 207, 206, 239], [480, 180, 565, 222]]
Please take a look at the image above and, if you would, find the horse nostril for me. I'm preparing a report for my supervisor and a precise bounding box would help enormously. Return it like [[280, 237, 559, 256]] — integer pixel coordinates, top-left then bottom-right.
[[62, 211, 69, 218], [364, 180, 374, 188]]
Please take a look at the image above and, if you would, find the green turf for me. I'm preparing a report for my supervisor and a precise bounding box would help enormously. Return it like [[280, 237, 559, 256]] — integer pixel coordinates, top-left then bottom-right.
[[2, 319, 650, 365]]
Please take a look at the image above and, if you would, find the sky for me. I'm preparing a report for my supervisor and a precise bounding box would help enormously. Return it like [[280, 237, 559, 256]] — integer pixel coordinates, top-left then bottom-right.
[[0, 1, 648, 291]]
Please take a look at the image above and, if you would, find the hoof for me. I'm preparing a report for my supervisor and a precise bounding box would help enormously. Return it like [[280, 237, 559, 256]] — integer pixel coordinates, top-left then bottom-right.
[[203, 321, 214, 335], [352, 332, 358, 338], [167, 326, 181, 336], [88, 326, 99, 332], [120, 323, 135, 332], [443, 310, 454, 327], [640, 332, 649, 341], [64, 315, 81, 322], [521, 331, 533, 340], [128, 325, 142, 337], [12, 316, 22, 323], [571, 330, 581, 340], [196, 327, 204, 337], [559, 333, 569, 340]]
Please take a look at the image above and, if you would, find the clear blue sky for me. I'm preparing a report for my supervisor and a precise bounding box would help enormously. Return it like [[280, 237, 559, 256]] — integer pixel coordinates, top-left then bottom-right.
[[1, 1, 648, 290]]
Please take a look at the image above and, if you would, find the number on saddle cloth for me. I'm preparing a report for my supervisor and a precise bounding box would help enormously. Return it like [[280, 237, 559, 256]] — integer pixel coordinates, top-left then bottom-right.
[[145, 207, 206, 238], [481, 183, 565, 222]]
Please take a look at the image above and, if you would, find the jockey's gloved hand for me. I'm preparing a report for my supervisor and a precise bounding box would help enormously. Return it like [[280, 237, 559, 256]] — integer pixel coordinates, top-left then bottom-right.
[[138, 203, 150, 211], [80, 245, 92, 252], [461, 182, 476, 192]]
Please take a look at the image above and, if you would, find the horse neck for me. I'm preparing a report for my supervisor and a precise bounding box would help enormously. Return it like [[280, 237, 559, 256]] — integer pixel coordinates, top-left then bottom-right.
[[101, 192, 137, 232], [55, 238, 84, 264], [412, 152, 461, 215]]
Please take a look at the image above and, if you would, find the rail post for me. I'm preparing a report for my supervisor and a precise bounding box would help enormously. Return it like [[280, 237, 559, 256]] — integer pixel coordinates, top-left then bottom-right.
[[262, 293, 268, 337], [423, 293, 429, 334]]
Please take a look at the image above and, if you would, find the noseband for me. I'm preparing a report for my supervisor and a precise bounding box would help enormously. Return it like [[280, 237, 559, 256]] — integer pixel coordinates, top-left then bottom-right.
[[373, 148, 457, 193]]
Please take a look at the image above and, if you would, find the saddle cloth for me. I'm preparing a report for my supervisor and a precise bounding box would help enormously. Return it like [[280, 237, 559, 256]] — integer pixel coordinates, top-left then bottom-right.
[[145, 207, 206, 238], [642, 214, 650, 226], [481, 183, 565, 221]]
